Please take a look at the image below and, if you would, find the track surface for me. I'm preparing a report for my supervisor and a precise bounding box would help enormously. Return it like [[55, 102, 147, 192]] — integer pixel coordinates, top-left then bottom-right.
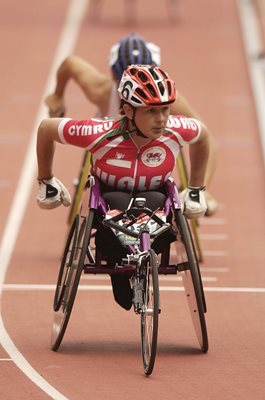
[[1, 0, 265, 399]]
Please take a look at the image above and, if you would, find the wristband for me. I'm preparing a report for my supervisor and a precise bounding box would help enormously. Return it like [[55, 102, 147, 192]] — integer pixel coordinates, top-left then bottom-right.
[[188, 186, 206, 191], [37, 176, 53, 184]]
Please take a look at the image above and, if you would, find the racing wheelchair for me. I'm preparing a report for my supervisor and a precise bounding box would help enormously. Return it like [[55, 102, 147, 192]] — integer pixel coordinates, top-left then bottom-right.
[[51, 176, 208, 376]]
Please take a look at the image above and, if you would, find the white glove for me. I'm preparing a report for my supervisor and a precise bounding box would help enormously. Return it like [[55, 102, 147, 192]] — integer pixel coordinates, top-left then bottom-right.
[[180, 186, 207, 219], [37, 177, 71, 210]]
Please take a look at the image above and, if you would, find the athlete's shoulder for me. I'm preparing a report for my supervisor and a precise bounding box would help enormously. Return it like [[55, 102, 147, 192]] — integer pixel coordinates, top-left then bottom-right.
[[164, 115, 202, 145], [60, 116, 121, 131], [166, 115, 201, 131], [57, 116, 125, 145]]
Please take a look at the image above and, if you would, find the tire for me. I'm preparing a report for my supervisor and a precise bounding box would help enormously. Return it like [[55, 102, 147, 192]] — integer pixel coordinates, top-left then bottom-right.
[[51, 210, 95, 351], [53, 216, 79, 312], [174, 210, 208, 353], [190, 218, 204, 263], [141, 249, 160, 376]]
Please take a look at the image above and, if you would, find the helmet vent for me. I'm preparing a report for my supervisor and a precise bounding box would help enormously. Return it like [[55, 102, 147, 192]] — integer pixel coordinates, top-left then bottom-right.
[[138, 71, 148, 83], [146, 83, 156, 97], [158, 82, 165, 96], [136, 88, 148, 100], [131, 95, 142, 104], [158, 68, 167, 79], [130, 68, 137, 76], [149, 68, 159, 80], [167, 81, 172, 96]]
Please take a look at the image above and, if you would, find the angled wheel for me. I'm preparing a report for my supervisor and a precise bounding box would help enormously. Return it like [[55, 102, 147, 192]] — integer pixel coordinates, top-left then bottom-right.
[[174, 210, 208, 353], [51, 210, 95, 351], [141, 249, 160, 376], [53, 216, 79, 312]]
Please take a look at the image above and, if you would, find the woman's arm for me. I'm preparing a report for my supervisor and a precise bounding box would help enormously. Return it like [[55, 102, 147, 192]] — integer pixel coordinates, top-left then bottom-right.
[[188, 124, 210, 188], [37, 118, 63, 179], [171, 92, 217, 186], [179, 123, 210, 219], [45, 55, 112, 117], [36, 118, 72, 209]]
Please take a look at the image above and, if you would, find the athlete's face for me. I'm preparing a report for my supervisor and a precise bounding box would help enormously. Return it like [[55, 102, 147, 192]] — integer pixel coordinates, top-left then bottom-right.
[[125, 105, 170, 139]]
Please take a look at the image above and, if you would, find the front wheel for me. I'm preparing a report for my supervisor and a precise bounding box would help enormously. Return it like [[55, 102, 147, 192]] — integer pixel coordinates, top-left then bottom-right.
[[140, 249, 160, 376]]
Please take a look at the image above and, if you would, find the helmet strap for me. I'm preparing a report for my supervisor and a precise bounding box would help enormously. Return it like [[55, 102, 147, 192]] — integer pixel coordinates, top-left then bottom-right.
[[129, 108, 149, 138]]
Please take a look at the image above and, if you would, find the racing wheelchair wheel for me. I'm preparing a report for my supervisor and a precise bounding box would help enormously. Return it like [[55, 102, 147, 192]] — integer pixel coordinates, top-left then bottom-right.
[[174, 210, 208, 353], [140, 249, 160, 376], [51, 209, 95, 351]]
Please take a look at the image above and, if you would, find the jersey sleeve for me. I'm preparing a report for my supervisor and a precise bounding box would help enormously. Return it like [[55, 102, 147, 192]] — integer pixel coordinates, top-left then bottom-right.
[[166, 116, 202, 146], [57, 118, 116, 150]]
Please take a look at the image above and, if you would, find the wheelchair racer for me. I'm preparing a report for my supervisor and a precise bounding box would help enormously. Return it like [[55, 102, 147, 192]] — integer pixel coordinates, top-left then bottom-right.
[[45, 33, 218, 215], [36, 64, 209, 310]]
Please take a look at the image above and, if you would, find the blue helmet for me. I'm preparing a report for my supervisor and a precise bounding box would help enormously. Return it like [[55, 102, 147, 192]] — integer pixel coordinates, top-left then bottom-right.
[[109, 33, 161, 80]]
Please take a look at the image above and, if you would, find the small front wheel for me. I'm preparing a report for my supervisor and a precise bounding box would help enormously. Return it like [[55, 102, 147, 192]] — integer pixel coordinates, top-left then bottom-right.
[[140, 249, 160, 376]]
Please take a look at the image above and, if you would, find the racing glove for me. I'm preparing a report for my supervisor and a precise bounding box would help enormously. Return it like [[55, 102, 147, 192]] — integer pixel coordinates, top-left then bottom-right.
[[37, 177, 71, 210], [180, 186, 207, 219]]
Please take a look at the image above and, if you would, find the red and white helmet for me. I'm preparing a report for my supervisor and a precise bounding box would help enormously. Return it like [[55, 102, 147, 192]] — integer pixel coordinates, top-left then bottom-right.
[[118, 65, 176, 107]]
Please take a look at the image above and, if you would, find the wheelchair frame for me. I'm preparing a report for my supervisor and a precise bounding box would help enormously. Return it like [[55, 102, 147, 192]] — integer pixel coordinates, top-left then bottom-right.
[[51, 176, 208, 376], [67, 150, 204, 262]]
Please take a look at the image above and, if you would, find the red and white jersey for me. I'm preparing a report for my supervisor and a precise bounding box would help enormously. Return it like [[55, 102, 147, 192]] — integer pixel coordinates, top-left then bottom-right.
[[58, 116, 201, 192]]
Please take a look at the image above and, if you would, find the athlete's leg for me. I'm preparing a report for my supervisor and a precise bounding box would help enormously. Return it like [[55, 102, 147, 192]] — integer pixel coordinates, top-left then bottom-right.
[[100, 190, 167, 311]]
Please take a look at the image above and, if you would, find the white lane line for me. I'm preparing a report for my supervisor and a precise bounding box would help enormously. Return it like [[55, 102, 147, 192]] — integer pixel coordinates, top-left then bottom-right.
[[199, 218, 227, 225], [162, 287, 265, 293], [81, 267, 231, 276], [82, 275, 218, 282], [204, 287, 265, 293], [156, 276, 217, 282], [237, 0, 265, 167], [200, 267, 230, 273], [200, 233, 228, 240], [203, 250, 228, 257], [0, 1, 90, 399], [2, 284, 265, 293], [0, 318, 69, 400]]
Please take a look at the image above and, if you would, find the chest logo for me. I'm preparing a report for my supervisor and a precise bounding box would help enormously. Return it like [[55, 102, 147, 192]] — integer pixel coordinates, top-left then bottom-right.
[[115, 152, 125, 159], [142, 146, 166, 167]]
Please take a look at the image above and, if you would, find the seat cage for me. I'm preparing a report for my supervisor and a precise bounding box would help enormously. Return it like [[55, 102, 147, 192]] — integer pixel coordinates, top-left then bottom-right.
[[81, 177, 190, 276]]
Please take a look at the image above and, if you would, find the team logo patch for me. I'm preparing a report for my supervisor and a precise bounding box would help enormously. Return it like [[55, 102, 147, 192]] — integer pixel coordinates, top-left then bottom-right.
[[142, 147, 166, 167], [115, 152, 125, 159]]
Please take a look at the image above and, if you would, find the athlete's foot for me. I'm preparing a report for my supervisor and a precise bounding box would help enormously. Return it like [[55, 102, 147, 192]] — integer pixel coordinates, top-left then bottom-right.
[[111, 275, 133, 310]]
